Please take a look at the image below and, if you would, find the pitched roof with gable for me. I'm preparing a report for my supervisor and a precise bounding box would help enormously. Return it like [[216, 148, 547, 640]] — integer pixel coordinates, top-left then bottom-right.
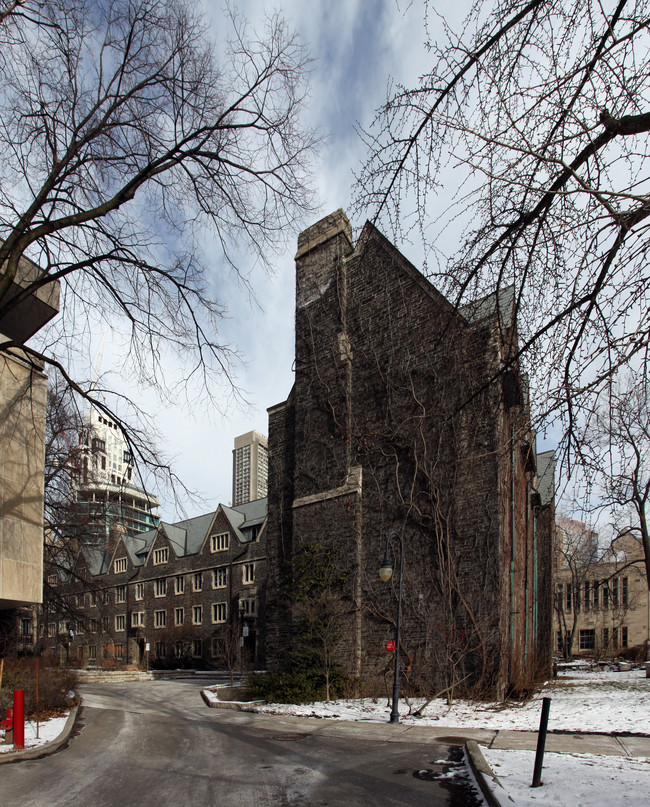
[[221, 498, 267, 542], [460, 285, 515, 329]]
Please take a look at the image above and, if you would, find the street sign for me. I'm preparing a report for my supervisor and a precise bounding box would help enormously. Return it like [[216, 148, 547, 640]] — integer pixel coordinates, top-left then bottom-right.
[[386, 640, 395, 651]]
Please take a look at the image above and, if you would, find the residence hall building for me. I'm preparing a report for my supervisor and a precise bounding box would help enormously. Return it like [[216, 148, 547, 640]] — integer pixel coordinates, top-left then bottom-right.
[[0, 254, 59, 643], [42, 498, 267, 669], [264, 210, 555, 699]]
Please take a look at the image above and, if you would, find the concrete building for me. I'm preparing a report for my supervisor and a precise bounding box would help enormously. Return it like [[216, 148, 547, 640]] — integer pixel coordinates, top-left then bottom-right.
[[0, 254, 59, 616], [554, 532, 649, 658], [264, 210, 555, 698], [232, 430, 268, 506], [75, 407, 161, 541]]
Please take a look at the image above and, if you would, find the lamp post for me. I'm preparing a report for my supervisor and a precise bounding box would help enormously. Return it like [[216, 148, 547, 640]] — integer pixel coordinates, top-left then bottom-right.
[[379, 530, 404, 724]]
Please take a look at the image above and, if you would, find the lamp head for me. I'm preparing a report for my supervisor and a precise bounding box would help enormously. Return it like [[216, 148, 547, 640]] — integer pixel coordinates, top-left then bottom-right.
[[379, 562, 393, 582]]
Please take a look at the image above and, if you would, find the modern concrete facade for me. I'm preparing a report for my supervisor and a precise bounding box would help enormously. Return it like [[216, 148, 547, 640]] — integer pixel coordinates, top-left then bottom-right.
[[264, 210, 555, 698], [0, 255, 59, 610], [232, 430, 268, 506]]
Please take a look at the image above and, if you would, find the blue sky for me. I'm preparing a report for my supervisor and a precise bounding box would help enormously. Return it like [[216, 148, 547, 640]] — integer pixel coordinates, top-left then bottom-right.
[[127, 0, 444, 520], [64, 0, 486, 522]]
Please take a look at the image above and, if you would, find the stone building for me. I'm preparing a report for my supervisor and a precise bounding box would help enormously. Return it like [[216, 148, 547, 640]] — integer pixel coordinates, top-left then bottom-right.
[[41, 498, 267, 669], [554, 532, 649, 659], [264, 210, 554, 698]]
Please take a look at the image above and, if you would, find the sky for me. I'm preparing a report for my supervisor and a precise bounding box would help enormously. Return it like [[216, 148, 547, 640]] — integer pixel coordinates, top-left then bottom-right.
[[127, 0, 452, 520]]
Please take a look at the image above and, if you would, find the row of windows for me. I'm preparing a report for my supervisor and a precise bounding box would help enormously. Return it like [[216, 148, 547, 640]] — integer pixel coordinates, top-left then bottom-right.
[[110, 603, 229, 631], [558, 627, 629, 652], [556, 577, 629, 612], [146, 534, 231, 569], [62, 564, 257, 606]]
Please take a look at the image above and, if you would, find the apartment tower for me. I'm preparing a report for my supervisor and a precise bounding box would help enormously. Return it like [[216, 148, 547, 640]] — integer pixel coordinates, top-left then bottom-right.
[[232, 431, 268, 506]]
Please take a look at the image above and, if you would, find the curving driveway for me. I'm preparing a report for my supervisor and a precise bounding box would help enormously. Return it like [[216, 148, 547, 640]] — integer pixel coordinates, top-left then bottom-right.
[[0, 679, 483, 806]]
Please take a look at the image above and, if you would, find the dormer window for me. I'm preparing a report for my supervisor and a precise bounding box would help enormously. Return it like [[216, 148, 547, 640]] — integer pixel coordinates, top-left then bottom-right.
[[153, 547, 168, 565], [210, 532, 229, 552], [114, 557, 127, 573]]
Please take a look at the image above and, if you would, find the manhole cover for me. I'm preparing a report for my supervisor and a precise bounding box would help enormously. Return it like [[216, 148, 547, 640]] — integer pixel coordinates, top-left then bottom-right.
[[272, 733, 309, 741]]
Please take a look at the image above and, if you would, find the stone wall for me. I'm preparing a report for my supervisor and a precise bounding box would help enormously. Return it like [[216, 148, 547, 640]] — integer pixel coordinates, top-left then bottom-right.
[[264, 210, 554, 696]]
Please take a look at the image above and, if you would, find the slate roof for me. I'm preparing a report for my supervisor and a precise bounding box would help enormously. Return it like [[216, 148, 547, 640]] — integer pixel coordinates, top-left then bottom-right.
[[460, 285, 515, 329], [114, 499, 268, 565], [536, 450, 556, 506]]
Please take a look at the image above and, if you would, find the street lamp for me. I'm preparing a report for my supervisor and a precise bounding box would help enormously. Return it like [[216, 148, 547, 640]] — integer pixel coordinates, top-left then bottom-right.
[[379, 530, 404, 724]]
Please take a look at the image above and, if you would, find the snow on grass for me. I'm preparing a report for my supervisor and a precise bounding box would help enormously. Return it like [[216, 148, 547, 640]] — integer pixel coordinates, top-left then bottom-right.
[[482, 749, 650, 807], [0, 714, 69, 753], [251, 667, 650, 734]]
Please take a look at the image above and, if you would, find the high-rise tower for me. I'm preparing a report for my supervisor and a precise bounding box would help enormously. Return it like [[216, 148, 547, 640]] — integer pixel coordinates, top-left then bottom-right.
[[232, 431, 268, 506]]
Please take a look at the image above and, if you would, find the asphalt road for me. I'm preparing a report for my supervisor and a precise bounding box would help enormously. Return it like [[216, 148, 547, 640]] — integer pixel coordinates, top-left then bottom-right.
[[0, 679, 483, 806]]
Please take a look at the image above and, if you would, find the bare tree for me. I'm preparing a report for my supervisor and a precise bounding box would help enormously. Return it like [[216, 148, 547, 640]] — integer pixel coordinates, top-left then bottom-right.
[[0, 0, 316, 486], [354, 0, 650, 509], [580, 377, 650, 585]]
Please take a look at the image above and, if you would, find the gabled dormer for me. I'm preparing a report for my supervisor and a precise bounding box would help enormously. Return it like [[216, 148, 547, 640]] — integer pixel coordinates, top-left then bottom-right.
[[144, 526, 176, 568]]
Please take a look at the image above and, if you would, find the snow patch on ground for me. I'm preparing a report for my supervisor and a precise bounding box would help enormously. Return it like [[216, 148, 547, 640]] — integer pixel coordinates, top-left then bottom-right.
[[252, 668, 650, 733], [0, 714, 69, 753], [482, 749, 650, 807]]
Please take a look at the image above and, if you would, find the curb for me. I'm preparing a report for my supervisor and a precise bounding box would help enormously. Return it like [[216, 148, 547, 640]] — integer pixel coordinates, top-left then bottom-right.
[[0, 702, 80, 765], [201, 688, 265, 710], [465, 739, 514, 807]]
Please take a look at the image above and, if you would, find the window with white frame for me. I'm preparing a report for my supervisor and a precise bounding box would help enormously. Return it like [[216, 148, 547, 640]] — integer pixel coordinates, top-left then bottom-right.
[[115, 585, 126, 603], [243, 562, 255, 585], [48, 574, 57, 586], [210, 532, 229, 552], [192, 639, 202, 657], [154, 610, 167, 628], [115, 614, 126, 631], [193, 605, 202, 625], [212, 602, 227, 623], [154, 578, 167, 598], [174, 575, 185, 595], [88, 645, 97, 660], [47, 623, 56, 638], [131, 612, 145, 628], [193, 571, 203, 592], [175, 607, 184, 626], [579, 629, 595, 650], [213, 567, 227, 589], [153, 547, 169, 565], [114, 643, 124, 659], [114, 557, 127, 573]]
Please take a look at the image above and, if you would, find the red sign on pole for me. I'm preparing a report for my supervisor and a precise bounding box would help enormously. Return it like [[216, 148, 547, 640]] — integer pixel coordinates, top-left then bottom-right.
[[386, 640, 396, 652]]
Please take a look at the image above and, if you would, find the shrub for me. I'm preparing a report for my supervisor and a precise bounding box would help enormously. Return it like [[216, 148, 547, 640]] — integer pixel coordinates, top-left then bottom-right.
[[0, 656, 79, 718], [242, 667, 351, 704]]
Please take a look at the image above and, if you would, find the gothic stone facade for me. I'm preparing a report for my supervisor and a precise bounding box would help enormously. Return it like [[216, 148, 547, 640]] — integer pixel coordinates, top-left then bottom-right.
[[264, 210, 554, 698], [40, 500, 267, 669]]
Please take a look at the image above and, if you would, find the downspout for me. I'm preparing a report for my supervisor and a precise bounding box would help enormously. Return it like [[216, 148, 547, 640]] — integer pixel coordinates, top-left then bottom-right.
[[125, 565, 139, 666], [509, 407, 525, 685]]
